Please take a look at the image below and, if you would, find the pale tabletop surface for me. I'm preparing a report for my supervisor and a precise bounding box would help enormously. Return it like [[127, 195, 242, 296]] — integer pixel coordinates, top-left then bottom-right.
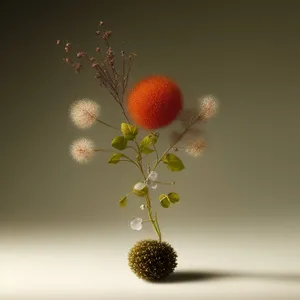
[[1, 227, 300, 300]]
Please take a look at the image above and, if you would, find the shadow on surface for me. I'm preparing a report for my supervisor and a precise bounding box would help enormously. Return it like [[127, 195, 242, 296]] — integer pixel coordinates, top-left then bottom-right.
[[157, 270, 300, 284]]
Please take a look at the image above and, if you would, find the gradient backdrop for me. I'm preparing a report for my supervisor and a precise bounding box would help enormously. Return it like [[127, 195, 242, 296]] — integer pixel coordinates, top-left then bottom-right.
[[1, 1, 300, 299]]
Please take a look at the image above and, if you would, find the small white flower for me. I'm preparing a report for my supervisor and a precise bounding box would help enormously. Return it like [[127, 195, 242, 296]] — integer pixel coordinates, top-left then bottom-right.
[[69, 98, 100, 129], [149, 181, 158, 190], [147, 171, 158, 182], [146, 171, 158, 190], [140, 204, 145, 210], [70, 138, 95, 163], [130, 217, 143, 231], [134, 182, 147, 191]]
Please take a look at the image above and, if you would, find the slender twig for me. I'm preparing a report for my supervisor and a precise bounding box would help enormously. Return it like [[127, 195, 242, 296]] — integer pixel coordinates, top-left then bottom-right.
[[152, 115, 202, 171], [96, 119, 119, 130]]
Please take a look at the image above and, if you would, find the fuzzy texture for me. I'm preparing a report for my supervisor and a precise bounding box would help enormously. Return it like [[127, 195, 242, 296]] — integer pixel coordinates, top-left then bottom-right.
[[69, 99, 100, 129], [128, 239, 178, 281], [126, 76, 183, 130], [186, 138, 206, 157], [199, 95, 218, 120], [70, 138, 95, 163]]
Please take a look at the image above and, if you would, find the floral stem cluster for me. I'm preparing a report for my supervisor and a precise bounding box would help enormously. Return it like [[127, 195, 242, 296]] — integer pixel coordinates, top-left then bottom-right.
[[59, 21, 218, 242]]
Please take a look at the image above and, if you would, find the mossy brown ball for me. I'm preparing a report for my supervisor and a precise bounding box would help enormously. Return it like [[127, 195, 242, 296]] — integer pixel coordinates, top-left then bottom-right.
[[128, 239, 178, 281]]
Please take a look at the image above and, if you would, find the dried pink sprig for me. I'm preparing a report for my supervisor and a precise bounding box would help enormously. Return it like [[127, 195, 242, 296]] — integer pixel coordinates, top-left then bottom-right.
[[70, 138, 95, 163], [57, 21, 136, 122], [69, 99, 100, 129]]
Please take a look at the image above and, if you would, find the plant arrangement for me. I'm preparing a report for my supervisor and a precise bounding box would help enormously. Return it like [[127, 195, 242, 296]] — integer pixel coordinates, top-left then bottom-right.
[[57, 20, 218, 282]]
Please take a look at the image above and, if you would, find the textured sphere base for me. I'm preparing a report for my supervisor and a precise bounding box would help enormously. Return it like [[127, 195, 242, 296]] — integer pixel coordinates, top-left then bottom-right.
[[128, 239, 178, 281]]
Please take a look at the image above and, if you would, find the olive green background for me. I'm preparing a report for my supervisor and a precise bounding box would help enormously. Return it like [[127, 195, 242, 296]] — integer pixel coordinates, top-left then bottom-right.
[[2, 0, 299, 231], [1, 1, 300, 299]]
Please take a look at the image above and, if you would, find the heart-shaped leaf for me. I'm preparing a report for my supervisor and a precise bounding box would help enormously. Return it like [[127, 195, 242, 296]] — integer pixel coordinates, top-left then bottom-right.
[[141, 147, 155, 154], [111, 136, 127, 150], [121, 123, 138, 140], [159, 194, 171, 208], [168, 192, 180, 203], [139, 133, 159, 154], [108, 153, 125, 164], [163, 153, 185, 172]]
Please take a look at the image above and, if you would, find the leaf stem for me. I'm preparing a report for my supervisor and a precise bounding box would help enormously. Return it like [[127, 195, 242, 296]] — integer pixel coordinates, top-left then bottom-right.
[[94, 148, 115, 152], [127, 145, 139, 155], [134, 138, 146, 180], [154, 180, 175, 185], [142, 219, 152, 223], [96, 119, 119, 130], [152, 115, 202, 171], [153, 144, 159, 165], [122, 154, 140, 169]]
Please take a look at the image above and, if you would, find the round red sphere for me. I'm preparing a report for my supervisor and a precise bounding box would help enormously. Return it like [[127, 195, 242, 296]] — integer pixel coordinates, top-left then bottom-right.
[[126, 75, 183, 130]]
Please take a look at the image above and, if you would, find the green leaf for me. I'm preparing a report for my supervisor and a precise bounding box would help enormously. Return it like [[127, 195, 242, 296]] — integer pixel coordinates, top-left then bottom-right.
[[119, 196, 127, 207], [141, 147, 155, 154], [159, 194, 171, 208], [168, 192, 180, 203], [140, 135, 152, 148], [108, 153, 125, 164], [163, 153, 185, 172], [121, 123, 138, 140], [148, 132, 159, 145], [111, 136, 127, 150], [139, 134, 158, 154]]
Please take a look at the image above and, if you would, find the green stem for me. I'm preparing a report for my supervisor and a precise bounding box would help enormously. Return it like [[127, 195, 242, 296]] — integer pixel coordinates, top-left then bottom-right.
[[152, 115, 202, 171], [127, 145, 139, 155], [94, 148, 115, 152], [154, 180, 175, 185], [153, 144, 159, 165], [97, 119, 119, 130], [142, 219, 152, 223], [124, 137, 162, 241], [133, 138, 146, 180], [144, 191, 162, 242], [122, 154, 141, 170], [154, 212, 161, 240]]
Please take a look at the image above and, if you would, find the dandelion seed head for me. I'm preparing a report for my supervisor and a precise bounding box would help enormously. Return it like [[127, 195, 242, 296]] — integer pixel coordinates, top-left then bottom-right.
[[70, 138, 95, 163], [199, 95, 218, 120], [69, 98, 100, 129], [185, 138, 206, 158]]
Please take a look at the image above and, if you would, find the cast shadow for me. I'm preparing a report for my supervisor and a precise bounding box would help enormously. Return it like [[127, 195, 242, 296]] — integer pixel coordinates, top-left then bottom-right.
[[157, 270, 300, 284]]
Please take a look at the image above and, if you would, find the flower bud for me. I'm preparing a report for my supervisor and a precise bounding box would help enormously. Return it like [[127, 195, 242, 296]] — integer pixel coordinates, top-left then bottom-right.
[[133, 182, 148, 197]]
